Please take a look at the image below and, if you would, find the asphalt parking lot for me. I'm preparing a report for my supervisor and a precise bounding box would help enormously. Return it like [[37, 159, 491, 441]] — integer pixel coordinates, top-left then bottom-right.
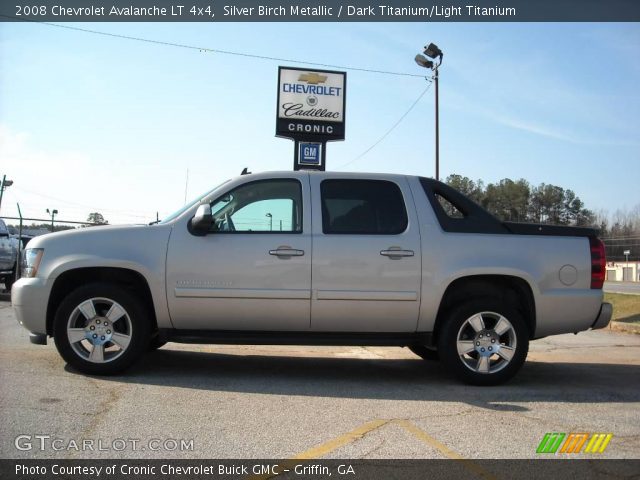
[[1, 292, 639, 461]]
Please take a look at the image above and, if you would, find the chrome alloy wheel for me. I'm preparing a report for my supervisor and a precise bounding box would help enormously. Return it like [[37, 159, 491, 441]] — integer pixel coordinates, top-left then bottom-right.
[[66, 297, 133, 363], [455, 311, 517, 375]]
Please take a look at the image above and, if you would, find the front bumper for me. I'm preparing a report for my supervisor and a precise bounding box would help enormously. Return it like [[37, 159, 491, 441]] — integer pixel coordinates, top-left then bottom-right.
[[591, 302, 613, 330], [29, 333, 47, 345], [12, 277, 50, 337]]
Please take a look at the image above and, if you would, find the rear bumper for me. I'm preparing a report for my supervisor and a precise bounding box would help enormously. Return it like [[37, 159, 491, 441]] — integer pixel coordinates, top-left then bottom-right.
[[591, 302, 613, 330]]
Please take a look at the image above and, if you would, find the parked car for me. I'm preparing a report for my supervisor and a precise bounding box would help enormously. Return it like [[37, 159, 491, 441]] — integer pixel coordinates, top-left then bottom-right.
[[12, 171, 611, 384], [0, 219, 19, 291]]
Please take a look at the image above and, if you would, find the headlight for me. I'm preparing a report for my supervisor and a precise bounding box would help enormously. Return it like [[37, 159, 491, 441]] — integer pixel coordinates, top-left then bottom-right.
[[21, 248, 44, 278]]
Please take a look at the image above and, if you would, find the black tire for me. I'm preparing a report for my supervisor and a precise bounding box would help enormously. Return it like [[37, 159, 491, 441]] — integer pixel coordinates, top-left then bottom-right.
[[53, 283, 150, 375], [409, 345, 439, 361], [2, 266, 16, 291], [438, 298, 529, 386], [148, 335, 167, 352]]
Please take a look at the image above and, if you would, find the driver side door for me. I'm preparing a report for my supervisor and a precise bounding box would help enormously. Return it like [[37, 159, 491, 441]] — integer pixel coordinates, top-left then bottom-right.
[[165, 175, 312, 331]]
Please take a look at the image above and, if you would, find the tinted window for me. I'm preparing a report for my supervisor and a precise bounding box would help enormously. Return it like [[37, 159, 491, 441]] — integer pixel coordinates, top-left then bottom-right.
[[210, 179, 302, 233], [321, 180, 408, 234]]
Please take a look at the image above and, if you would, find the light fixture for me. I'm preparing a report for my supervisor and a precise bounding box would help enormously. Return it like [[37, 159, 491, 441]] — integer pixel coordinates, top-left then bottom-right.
[[423, 43, 443, 59], [414, 54, 434, 69]]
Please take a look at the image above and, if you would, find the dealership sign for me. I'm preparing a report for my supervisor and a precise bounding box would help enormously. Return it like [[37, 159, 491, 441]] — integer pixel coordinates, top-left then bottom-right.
[[276, 66, 346, 142]]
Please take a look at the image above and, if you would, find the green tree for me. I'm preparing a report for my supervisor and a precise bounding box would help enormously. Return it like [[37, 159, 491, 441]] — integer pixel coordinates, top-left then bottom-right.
[[484, 179, 530, 222], [445, 174, 484, 204], [87, 212, 108, 225]]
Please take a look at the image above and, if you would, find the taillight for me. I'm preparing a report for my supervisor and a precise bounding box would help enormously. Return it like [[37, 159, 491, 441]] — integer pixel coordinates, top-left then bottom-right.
[[589, 236, 606, 289]]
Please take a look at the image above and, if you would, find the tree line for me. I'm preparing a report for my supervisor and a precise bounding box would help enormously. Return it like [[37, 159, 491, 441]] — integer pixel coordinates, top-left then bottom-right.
[[446, 174, 595, 226], [593, 206, 640, 262], [445, 174, 639, 261]]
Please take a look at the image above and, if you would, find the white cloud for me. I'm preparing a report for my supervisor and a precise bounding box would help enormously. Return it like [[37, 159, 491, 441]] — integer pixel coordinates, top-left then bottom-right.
[[479, 110, 640, 147]]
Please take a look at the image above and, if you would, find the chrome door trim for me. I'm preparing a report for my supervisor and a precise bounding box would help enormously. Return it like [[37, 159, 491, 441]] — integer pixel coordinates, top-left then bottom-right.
[[316, 290, 418, 301], [174, 287, 311, 300]]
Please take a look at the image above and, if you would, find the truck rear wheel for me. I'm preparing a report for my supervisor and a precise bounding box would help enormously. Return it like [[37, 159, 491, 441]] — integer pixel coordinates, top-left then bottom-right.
[[438, 298, 529, 385], [53, 283, 150, 375]]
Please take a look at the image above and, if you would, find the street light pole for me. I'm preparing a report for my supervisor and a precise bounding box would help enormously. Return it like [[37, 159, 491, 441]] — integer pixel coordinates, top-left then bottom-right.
[[415, 43, 444, 181], [434, 66, 439, 181], [266, 213, 273, 231], [0, 175, 14, 213], [46, 208, 58, 232]]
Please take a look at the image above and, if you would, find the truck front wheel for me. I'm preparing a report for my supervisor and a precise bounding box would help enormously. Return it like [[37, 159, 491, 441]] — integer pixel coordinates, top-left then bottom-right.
[[53, 283, 150, 375], [438, 299, 529, 386]]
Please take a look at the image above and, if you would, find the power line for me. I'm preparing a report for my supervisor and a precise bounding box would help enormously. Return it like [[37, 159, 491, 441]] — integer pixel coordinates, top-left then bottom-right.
[[11, 186, 152, 219], [2, 15, 426, 78], [336, 81, 433, 170]]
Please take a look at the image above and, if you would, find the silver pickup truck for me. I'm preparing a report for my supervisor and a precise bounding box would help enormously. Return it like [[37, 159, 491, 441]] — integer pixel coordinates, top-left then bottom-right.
[[12, 171, 611, 385]]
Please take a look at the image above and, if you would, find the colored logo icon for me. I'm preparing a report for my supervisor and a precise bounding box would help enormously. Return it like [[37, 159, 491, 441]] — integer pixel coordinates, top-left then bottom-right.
[[537, 433, 613, 454]]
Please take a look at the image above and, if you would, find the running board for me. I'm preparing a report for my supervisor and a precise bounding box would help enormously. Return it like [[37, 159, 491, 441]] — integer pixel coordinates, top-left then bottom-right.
[[160, 329, 433, 347]]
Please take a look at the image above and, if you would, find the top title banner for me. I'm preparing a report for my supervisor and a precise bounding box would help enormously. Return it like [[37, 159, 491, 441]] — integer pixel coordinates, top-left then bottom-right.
[[2, 0, 640, 22]]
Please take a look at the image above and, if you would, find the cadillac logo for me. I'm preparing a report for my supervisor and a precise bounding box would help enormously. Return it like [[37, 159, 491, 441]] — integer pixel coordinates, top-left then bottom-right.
[[306, 95, 318, 106]]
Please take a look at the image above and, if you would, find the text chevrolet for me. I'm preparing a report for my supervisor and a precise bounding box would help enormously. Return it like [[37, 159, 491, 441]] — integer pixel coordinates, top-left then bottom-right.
[[12, 171, 611, 384]]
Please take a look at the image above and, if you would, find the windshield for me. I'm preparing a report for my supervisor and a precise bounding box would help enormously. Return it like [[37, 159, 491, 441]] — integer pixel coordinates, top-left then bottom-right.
[[158, 179, 231, 224]]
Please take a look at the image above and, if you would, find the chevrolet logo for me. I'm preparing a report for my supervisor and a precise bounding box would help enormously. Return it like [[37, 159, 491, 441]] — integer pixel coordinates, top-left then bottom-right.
[[298, 73, 328, 84]]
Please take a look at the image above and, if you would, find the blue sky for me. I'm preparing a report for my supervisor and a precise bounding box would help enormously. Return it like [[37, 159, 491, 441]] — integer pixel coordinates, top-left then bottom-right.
[[1, 21, 638, 224]]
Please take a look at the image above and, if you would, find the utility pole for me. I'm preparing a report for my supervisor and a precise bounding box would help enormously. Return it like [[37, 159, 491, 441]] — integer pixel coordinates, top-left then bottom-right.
[[184, 168, 189, 204], [434, 66, 439, 181]]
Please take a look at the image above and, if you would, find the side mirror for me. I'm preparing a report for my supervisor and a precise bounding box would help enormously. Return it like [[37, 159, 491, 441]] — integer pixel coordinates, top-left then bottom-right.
[[189, 204, 213, 236]]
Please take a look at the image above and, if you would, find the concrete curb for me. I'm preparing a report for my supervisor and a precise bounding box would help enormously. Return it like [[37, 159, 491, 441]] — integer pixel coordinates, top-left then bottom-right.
[[609, 321, 640, 335]]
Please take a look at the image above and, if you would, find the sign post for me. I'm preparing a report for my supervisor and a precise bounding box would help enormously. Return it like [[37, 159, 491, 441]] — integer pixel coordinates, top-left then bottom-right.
[[276, 66, 346, 171]]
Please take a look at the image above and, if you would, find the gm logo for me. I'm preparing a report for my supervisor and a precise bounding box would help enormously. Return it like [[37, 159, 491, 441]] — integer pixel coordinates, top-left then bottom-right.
[[298, 142, 322, 166], [537, 432, 613, 454]]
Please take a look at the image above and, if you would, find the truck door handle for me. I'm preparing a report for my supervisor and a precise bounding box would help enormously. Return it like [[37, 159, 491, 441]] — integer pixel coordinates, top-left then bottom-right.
[[380, 249, 414, 258], [269, 247, 305, 257]]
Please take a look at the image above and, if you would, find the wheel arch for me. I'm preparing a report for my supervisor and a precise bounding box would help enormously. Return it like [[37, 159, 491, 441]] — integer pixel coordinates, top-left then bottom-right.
[[46, 267, 157, 336], [433, 275, 536, 343]]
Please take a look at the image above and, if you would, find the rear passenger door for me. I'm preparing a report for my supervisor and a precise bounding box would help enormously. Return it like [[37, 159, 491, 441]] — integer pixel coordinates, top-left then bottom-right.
[[310, 175, 422, 332]]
